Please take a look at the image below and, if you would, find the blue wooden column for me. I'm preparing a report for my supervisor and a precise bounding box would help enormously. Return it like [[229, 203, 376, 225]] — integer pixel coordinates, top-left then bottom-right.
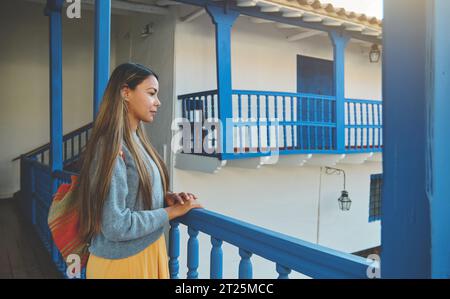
[[329, 31, 349, 152], [45, 0, 64, 177], [93, 0, 111, 118], [205, 4, 239, 159], [45, 0, 64, 264], [382, 0, 431, 278], [426, 0, 450, 278]]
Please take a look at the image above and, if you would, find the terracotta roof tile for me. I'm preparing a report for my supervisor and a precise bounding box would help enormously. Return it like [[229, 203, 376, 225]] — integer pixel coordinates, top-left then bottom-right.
[[261, 0, 382, 31]]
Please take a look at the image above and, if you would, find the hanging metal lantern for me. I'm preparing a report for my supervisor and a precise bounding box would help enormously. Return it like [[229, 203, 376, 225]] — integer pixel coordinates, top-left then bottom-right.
[[338, 190, 352, 211], [369, 44, 381, 63]]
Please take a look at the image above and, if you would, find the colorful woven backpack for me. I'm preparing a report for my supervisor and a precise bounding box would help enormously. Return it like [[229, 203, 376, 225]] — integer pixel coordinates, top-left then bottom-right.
[[48, 149, 125, 271], [48, 175, 89, 269]]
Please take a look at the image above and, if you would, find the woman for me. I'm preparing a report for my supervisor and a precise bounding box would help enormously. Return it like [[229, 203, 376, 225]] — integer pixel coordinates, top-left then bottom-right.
[[74, 63, 202, 279]]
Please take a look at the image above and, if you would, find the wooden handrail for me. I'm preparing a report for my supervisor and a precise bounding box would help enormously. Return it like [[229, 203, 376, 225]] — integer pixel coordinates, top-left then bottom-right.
[[171, 208, 376, 279]]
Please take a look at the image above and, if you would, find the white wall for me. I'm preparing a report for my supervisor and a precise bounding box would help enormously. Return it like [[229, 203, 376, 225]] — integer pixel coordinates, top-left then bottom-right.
[[172, 10, 382, 278], [0, 0, 123, 198]]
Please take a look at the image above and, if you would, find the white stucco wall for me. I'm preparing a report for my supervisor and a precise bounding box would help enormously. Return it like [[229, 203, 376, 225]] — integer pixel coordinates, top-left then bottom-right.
[[172, 10, 382, 278], [0, 0, 120, 199]]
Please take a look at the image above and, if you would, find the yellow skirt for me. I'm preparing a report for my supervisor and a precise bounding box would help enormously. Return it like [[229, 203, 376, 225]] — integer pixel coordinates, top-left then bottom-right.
[[86, 235, 170, 279]]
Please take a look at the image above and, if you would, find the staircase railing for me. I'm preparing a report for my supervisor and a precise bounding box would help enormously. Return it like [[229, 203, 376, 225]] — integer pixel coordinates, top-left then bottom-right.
[[13, 123, 93, 166]]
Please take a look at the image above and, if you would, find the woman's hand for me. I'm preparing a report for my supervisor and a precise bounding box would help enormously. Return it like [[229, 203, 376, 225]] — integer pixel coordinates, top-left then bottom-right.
[[165, 196, 203, 220], [165, 192, 197, 206]]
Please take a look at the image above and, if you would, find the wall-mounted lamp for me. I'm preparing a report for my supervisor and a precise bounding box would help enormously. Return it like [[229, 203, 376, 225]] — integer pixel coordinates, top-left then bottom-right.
[[369, 44, 381, 63], [325, 167, 352, 211]]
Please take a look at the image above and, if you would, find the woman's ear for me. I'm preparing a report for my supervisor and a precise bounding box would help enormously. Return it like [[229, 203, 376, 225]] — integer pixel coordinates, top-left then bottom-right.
[[120, 85, 130, 101]]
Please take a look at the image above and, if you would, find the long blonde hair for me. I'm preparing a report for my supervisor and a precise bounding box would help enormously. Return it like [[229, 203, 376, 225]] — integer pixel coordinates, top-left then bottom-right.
[[75, 63, 170, 243]]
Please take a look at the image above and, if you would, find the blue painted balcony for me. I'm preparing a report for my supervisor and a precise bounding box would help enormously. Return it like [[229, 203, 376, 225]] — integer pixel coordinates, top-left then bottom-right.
[[177, 90, 383, 161]]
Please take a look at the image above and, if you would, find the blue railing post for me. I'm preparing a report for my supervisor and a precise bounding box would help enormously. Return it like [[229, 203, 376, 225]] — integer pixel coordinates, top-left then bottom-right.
[[210, 237, 223, 279], [169, 221, 180, 279], [329, 31, 350, 152], [426, 0, 450, 278], [205, 4, 239, 159], [45, 0, 64, 265], [94, 0, 111, 118], [30, 158, 37, 226], [276, 263, 291, 279], [187, 227, 199, 279], [238, 248, 253, 279], [19, 158, 29, 220]]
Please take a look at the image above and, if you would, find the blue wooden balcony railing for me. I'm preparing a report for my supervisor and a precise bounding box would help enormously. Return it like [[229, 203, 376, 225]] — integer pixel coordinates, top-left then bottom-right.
[[20, 159, 79, 278], [19, 124, 92, 278], [178, 90, 383, 159], [169, 209, 376, 279], [345, 99, 383, 152], [18, 122, 379, 279]]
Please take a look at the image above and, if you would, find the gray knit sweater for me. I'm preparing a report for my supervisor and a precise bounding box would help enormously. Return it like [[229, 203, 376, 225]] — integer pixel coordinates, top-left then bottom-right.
[[88, 131, 169, 259]]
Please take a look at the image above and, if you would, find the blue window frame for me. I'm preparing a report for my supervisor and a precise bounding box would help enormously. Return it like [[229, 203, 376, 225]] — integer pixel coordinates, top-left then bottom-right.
[[369, 174, 383, 222]]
